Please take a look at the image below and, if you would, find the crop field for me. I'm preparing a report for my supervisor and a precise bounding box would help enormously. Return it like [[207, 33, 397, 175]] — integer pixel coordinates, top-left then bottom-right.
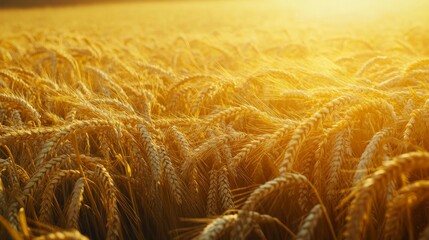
[[0, 0, 429, 239]]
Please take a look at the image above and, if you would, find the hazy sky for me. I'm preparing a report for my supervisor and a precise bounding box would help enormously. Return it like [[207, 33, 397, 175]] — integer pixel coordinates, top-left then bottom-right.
[[1, 0, 428, 18], [0, 0, 138, 7]]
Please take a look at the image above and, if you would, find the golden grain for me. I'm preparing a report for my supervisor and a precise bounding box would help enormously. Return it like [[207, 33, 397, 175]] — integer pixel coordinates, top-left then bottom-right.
[[0, 2, 428, 239]]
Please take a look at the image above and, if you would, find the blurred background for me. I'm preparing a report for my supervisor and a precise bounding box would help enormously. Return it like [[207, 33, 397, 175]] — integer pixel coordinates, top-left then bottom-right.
[[1, 0, 428, 15], [0, 0, 160, 7]]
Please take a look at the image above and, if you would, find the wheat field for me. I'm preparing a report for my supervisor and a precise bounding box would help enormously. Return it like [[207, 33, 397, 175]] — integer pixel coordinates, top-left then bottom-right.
[[0, 1, 429, 239]]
